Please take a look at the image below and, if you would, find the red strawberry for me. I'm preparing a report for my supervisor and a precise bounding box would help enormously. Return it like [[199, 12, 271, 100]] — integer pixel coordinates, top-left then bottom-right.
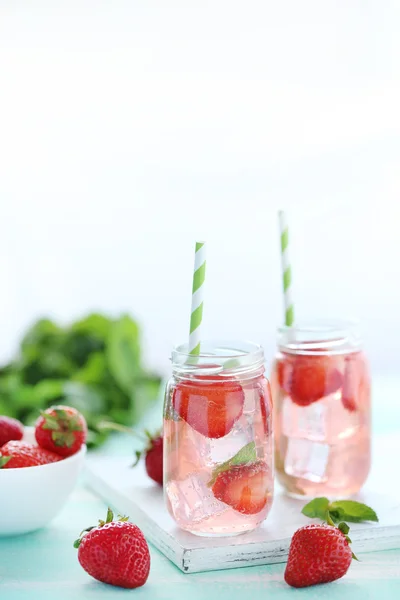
[[74, 509, 150, 589], [35, 405, 87, 457], [133, 432, 163, 485], [0, 440, 61, 469], [0, 416, 24, 447], [172, 377, 244, 438], [290, 357, 343, 406], [212, 461, 270, 515], [284, 524, 353, 588]]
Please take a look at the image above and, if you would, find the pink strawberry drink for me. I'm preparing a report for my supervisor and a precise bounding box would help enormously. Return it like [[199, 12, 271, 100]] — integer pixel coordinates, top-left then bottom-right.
[[163, 341, 274, 536], [271, 322, 371, 498]]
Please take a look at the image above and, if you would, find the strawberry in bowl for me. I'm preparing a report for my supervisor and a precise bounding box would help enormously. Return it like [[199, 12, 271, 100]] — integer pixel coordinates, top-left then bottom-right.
[[0, 406, 87, 536], [35, 405, 87, 457]]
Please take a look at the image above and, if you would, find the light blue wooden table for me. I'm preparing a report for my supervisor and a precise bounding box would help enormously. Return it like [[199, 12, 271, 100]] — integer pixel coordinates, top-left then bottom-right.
[[1, 377, 400, 599]]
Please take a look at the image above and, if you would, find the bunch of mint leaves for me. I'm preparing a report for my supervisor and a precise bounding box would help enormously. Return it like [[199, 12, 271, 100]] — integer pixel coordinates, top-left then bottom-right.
[[302, 497, 379, 524], [0, 314, 161, 447]]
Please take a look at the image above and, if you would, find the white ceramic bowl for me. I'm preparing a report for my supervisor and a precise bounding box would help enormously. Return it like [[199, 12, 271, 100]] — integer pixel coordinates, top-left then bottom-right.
[[0, 427, 86, 536]]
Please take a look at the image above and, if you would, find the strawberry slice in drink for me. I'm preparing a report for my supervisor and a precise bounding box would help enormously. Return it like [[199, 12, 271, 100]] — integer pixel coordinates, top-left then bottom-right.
[[172, 376, 244, 439], [289, 356, 343, 407], [211, 461, 270, 515]]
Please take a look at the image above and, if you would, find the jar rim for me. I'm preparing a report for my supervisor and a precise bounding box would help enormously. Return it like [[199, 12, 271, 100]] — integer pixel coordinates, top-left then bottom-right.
[[172, 339, 263, 360], [171, 340, 265, 379], [277, 319, 362, 355]]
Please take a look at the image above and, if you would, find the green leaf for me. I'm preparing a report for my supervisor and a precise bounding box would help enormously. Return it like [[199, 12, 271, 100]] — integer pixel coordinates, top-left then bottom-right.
[[106, 508, 114, 523], [72, 352, 107, 385], [41, 414, 61, 430], [329, 500, 379, 523], [0, 456, 12, 468], [132, 450, 142, 467], [34, 380, 64, 404], [301, 497, 330, 521], [52, 431, 76, 448], [208, 442, 257, 487], [338, 521, 350, 535], [106, 315, 141, 394]]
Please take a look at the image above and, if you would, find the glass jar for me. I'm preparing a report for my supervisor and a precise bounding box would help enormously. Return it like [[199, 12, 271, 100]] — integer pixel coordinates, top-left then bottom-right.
[[163, 341, 274, 536], [271, 320, 371, 498]]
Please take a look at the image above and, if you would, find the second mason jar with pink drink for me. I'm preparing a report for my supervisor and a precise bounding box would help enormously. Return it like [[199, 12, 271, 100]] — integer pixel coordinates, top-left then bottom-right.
[[271, 321, 371, 498], [164, 341, 274, 536]]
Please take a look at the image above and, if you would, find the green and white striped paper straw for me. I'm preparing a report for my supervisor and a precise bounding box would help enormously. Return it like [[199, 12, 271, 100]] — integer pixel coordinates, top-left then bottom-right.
[[189, 241, 206, 355], [278, 211, 294, 326]]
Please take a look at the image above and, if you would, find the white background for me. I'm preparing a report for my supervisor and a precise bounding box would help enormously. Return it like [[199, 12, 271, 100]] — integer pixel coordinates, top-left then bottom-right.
[[1, 1, 399, 377]]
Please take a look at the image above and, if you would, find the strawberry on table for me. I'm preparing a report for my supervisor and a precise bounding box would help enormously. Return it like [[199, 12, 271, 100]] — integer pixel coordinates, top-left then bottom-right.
[[172, 377, 244, 438], [0, 416, 24, 447], [35, 405, 87, 457], [290, 356, 343, 406], [133, 432, 163, 486], [74, 508, 150, 589], [284, 523, 353, 588], [211, 461, 270, 515], [0, 440, 61, 468]]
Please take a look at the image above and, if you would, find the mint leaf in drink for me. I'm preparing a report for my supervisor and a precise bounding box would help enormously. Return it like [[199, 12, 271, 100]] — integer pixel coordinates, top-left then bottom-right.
[[329, 500, 379, 523], [301, 497, 330, 521], [208, 441, 257, 487]]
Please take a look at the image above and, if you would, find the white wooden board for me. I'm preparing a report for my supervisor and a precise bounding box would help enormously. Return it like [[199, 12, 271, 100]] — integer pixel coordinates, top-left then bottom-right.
[[84, 434, 400, 574]]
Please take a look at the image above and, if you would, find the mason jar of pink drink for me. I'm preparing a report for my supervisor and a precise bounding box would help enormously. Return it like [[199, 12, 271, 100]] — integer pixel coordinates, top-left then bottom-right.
[[163, 341, 274, 536], [271, 320, 371, 498]]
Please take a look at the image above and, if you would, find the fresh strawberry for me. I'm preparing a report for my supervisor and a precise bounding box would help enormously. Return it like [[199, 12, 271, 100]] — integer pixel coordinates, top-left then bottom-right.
[[212, 461, 270, 514], [172, 377, 244, 438], [341, 354, 363, 412], [0, 440, 61, 469], [134, 433, 163, 486], [284, 523, 353, 588], [35, 405, 87, 457], [74, 509, 150, 589], [0, 416, 24, 447], [290, 357, 343, 406]]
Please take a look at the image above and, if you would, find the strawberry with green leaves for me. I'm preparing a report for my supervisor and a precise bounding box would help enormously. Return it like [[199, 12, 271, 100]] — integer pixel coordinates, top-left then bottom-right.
[[74, 508, 150, 589], [0, 440, 61, 468], [35, 405, 87, 458], [284, 497, 379, 588], [133, 431, 163, 486], [285, 522, 353, 588]]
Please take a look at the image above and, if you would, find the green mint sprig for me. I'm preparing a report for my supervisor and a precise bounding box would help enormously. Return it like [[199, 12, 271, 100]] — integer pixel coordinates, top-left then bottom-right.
[[302, 497, 379, 524]]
